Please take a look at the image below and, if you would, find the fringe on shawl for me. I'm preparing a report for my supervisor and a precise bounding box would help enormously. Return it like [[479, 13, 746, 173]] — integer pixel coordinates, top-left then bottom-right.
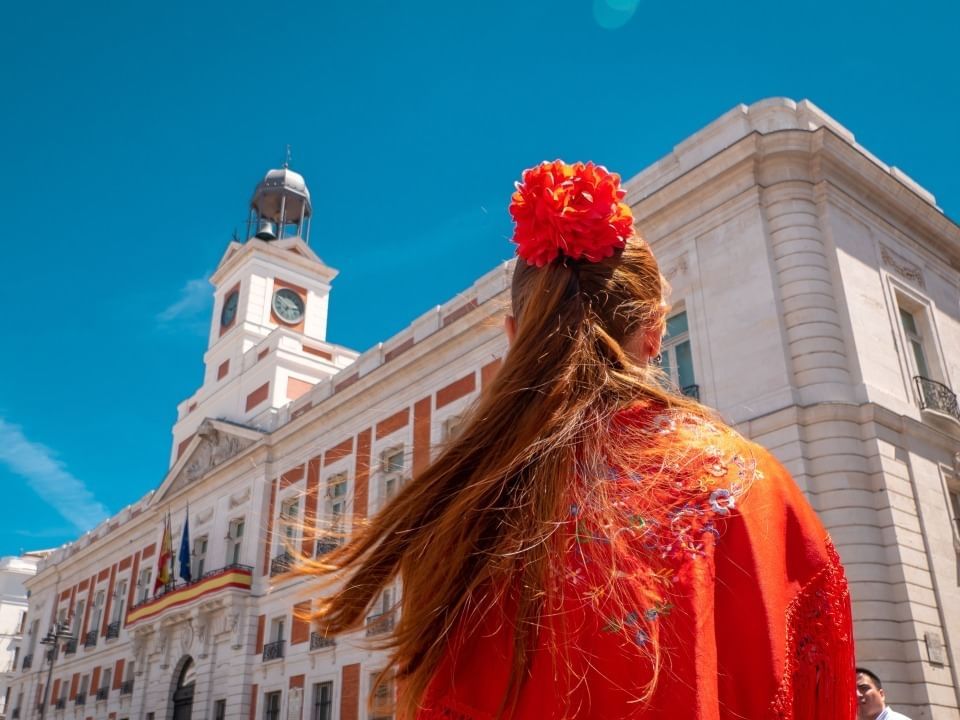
[[770, 540, 857, 720]]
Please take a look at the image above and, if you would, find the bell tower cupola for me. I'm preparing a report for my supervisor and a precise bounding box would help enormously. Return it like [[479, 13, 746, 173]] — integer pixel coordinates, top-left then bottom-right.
[[168, 162, 359, 467], [247, 161, 313, 243]]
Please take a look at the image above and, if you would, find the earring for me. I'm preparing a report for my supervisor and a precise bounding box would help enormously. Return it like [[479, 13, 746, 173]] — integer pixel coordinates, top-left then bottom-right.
[[652, 353, 662, 366]]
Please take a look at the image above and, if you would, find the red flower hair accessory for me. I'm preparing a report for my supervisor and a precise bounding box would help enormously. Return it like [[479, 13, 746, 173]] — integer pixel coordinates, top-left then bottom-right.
[[509, 160, 635, 267]]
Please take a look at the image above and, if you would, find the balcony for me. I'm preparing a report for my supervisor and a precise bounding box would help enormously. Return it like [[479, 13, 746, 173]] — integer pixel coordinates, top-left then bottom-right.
[[75, 693, 87, 706], [11, 708, 19, 719], [127, 564, 253, 627], [120, 680, 134, 696], [56, 697, 67, 710], [314, 538, 340, 557], [84, 630, 98, 649], [681, 384, 700, 401], [309, 631, 335, 651], [63, 638, 77, 655], [270, 551, 293, 577], [366, 611, 396, 637], [262, 639, 285, 662], [96, 687, 109, 701], [915, 376, 960, 422], [106, 620, 121, 639], [21, 654, 32, 670]]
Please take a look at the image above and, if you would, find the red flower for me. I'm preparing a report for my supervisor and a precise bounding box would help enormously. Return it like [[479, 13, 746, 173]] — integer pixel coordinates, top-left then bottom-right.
[[509, 160, 634, 267]]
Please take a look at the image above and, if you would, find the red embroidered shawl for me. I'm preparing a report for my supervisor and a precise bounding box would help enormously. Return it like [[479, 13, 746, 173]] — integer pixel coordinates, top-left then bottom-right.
[[418, 409, 857, 720]]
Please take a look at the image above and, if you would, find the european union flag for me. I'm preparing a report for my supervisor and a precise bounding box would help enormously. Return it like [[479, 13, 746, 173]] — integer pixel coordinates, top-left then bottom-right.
[[178, 508, 192, 583]]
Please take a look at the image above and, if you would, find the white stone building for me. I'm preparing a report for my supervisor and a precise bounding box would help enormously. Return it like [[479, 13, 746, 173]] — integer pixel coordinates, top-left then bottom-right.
[[1, 553, 45, 719], [7, 97, 960, 720]]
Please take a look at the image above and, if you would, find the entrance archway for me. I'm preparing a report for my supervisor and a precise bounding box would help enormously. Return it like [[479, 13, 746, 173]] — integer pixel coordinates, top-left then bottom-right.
[[171, 656, 195, 720]]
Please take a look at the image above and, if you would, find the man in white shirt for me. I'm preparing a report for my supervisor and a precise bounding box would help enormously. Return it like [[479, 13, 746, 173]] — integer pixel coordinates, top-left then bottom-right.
[[857, 667, 913, 720]]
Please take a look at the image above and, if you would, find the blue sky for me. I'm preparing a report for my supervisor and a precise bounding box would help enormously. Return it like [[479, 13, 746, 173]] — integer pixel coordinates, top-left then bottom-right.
[[1, 0, 958, 556]]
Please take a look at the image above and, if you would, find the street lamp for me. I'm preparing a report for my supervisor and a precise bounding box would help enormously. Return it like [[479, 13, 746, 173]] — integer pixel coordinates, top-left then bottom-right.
[[38, 622, 73, 720]]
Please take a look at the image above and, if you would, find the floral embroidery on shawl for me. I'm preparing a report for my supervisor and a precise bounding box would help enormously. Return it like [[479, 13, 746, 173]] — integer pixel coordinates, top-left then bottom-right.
[[565, 410, 762, 649]]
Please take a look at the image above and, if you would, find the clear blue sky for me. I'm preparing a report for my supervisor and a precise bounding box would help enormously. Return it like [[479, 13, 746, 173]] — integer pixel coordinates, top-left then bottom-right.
[[1, 0, 957, 556]]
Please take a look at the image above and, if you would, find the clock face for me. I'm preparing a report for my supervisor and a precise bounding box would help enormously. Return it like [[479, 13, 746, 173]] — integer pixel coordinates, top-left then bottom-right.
[[272, 287, 305, 324], [220, 290, 239, 328]]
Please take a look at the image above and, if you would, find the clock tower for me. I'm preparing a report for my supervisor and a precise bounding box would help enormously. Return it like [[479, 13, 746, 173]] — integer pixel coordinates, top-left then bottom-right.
[[168, 165, 359, 466]]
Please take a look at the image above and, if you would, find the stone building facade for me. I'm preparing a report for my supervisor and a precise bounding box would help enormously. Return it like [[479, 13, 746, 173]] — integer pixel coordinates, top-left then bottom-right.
[[1, 553, 44, 719], [7, 97, 960, 720]]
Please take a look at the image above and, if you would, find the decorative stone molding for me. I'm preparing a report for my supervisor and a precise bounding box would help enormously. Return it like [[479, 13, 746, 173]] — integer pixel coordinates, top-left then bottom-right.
[[183, 422, 255, 484], [880, 244, 925, 288], [662, 255, 689, 281], [229, 487, 251, 509]]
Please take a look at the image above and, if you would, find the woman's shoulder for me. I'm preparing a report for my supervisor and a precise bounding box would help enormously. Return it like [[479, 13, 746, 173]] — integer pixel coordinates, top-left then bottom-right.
[[608, 403, 821, 550]]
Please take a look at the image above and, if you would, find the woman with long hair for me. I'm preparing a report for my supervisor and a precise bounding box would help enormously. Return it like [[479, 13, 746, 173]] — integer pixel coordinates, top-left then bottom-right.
[[300, 161, 857, 719]]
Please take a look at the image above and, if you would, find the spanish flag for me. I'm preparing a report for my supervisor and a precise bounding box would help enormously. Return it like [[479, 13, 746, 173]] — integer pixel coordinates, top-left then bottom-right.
[[154, 513, 173, 592]]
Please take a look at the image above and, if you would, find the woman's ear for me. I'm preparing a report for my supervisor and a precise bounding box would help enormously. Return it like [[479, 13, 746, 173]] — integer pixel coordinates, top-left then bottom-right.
[[504, 315, 517, 346]]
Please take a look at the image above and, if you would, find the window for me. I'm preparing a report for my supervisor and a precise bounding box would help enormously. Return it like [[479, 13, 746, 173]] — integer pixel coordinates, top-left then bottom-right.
[[270, 617, 285, 643], [27, 620, 39, 653], [101, 669, 112, 694], [227, 518, 244, 565], [193, 536, 208, 578], [949, 486, 960, 540], [263, 691, 282, 720], [310, 682, 333, 720], [137, 568, 152, 603], [280, 498, 301, 549], [370, 671, 394, 720], [899, 306, 931, 379], [112, 580, 128, 623], [661, 311, 698, 399], [443, 415, 465, 441], [380, 448, 405, 504], [92, 590, 106, 631], [72, 601, 85, 636], [324, 473, 348, 544], [214, 699, 226, 720]]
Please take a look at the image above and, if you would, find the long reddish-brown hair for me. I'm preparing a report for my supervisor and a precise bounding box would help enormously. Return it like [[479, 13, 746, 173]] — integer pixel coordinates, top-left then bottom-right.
[[297, 239, 710, 717]]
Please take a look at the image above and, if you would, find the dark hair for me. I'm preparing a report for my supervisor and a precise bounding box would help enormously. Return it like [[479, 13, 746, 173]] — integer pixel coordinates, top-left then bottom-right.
[[856, 667, 883, 689]]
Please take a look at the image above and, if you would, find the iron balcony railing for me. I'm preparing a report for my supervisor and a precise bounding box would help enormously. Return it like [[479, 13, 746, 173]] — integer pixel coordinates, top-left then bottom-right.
[[309, 631, 335, 650], [106, 620, 121, 639], [63, 637, 77, 655], [270, 551, 293, 577], [262, 639, 285, 662], [35, 704, 44, 714], [128, 564, 254, 613], [366, 611, 396, 637], [56, 697, 67, 709], [75, 693, 87, 706], [314, 538, 340, 557], [120, 680, 134, 696], [84, 630, 98, 648], [915, 376, 960, 421], [96, 687, 109, 701], [681, 384, 700, 401], [11, 708, 20, 718], [21, 654, 32, 670]]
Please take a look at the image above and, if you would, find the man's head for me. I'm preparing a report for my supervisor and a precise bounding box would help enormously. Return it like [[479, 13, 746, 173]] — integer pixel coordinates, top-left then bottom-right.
[[856, 667, 886, 719]]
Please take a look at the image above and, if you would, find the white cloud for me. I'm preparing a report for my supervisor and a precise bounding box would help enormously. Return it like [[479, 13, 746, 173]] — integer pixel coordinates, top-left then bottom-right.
[[157, 274, 212, 323], [0, 418, 110, 533]]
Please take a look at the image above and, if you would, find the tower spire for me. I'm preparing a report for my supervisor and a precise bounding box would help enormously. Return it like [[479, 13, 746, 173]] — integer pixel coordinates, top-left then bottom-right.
[[283, 144, 292, 169]]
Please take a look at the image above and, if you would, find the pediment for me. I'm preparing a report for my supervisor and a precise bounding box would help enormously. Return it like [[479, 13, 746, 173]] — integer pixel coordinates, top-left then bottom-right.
[[155, 419, 262, 502]]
